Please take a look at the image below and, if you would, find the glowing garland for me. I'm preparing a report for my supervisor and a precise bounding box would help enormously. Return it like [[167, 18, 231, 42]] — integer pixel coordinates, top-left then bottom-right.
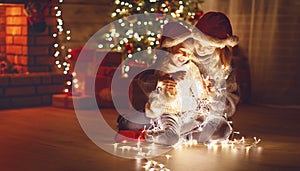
[[53, 0, 71, 74], [112, 135, 261, 170], [52, 0, 75, 94]]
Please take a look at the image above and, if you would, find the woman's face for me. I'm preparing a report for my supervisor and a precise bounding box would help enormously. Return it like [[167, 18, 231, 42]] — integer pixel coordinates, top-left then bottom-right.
[[169, 44, 191, 67], [194, 40, 216, 56]]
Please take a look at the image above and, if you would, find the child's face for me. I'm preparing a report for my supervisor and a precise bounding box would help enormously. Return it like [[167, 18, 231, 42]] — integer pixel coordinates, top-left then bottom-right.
[[169, 44, 191, 67], [194, 40, 216, 56]]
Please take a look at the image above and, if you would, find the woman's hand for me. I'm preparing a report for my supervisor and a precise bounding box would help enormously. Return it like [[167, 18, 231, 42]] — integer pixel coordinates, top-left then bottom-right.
[[202, 75, 215, 94]]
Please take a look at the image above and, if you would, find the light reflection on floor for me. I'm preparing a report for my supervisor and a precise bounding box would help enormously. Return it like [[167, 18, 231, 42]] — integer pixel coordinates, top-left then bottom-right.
[[113, 137, 262, 171]]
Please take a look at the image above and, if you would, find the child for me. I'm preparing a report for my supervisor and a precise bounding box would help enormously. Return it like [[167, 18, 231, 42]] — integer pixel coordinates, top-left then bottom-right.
[[116, 22, 207, 145], [145, 38, 206, 118], [143, 23, 209, 145]]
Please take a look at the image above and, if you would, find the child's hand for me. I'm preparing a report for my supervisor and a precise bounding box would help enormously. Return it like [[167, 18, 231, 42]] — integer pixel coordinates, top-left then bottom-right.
[[158, 76, 178, 96], [164, 79, 178, 96]]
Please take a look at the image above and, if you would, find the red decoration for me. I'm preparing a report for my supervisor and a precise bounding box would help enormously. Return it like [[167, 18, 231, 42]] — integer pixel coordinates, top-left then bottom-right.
[[69, 46, 83, 61], [25, 0, 52, 33], [125, 43, 134, 54], [115, 128, 146, 142], [69, 46, 95, 62], [155, 9, 166, 20], [194, 10, 204, 21], [165, 1, 169, 7], [127, 61, 149, 68]]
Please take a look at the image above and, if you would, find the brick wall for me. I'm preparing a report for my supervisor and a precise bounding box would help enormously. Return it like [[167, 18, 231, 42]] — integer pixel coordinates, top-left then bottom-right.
[[1, 4, 28, 72], [0, 1, 71, 109], [0, 2, 56, 73], [0, 72, 71, 109], [27, 4, 56, 73]]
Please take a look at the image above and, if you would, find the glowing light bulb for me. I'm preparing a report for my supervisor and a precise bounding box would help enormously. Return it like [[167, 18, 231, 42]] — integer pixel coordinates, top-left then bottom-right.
[[98, 44, 103, 48], [73, 78, 78, 83], [54, 51, 60, 57], [111, 12, 117, 17], [56, 11, 62, 17], [124, 66, 130, 72]]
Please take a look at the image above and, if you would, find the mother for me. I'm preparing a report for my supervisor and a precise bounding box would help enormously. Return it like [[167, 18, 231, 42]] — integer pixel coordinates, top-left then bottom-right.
[[116, 11, 240, 144], [189, 11, 240, 142]]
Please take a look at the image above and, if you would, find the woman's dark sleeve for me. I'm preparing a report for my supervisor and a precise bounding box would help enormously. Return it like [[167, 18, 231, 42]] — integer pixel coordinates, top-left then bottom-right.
[[224, 69, 240, 118], [130, 69, 159, 112], [136, 69, 160, 96]]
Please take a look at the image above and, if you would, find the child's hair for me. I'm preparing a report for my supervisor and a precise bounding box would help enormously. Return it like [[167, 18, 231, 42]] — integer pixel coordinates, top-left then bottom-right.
[[216, 46, 232, 67], [155, 38, 194, 68]]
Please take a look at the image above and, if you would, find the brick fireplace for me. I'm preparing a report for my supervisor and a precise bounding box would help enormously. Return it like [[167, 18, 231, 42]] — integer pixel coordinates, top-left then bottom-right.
[[0, 1, 68, 109], [0, 3, 28, 73]]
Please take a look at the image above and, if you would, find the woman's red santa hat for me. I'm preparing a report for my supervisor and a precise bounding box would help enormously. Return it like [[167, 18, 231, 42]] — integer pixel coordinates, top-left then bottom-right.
[[161, 12, 238, 48], [191, 11, 239, 48]]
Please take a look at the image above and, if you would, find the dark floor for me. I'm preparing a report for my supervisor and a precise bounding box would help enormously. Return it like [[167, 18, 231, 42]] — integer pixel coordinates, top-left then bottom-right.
[[0, 104, 300, 171]]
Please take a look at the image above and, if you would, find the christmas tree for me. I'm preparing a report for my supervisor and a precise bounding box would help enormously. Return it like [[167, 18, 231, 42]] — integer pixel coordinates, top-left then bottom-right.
[[98, 0, 204, 76]]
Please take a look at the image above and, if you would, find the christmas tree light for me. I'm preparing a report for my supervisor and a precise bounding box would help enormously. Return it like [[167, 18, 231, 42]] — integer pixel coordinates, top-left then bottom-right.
[[98, 0, 204, 76]]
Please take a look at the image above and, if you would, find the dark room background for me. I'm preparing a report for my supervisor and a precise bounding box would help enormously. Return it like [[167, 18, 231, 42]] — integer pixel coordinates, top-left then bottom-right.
[[61, 0, 300, 106]]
